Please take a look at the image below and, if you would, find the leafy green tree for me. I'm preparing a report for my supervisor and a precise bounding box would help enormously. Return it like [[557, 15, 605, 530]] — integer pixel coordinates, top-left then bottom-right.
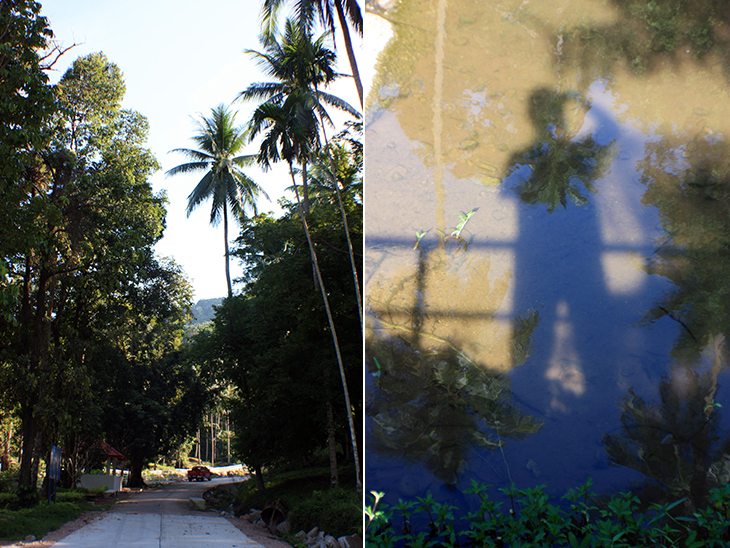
[[166, 105, 267, 298], [241, 22, 362, 333], [0, 0, 56, 328], [0, 0, 55, 181], [260, 0, 364, 107], [0, 52, 171, 497], [95, 260, 205, 488]]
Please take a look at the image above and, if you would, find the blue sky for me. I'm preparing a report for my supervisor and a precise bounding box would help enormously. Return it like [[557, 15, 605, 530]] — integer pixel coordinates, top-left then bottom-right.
[[42, 0, 362, 301]]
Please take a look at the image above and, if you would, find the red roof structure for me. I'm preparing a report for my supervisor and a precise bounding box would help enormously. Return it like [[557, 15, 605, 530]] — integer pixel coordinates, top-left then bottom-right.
[[98, 441, 126, 461]]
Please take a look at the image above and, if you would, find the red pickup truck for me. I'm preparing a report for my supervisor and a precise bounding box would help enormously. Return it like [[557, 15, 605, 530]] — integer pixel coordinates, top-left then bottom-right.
[[187, 466, 212, 481]]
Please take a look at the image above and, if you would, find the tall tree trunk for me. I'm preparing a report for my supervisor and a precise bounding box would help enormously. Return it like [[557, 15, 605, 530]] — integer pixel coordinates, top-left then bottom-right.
[[18, 266, 55, 493], [226, 413, 231, 465], [18, 404, 37, 491], [0, 417, 12, 471], [326, 399, 338, 487], [210, 411, 215, 466], [127, 453, 146, 489], [323, 359, 338, 487], [287, 161, 361, 492], [223, 206, 233, 298], [301, 161, 310, 216], [313, 111, 362, 333], [334, 0, 363, 108]]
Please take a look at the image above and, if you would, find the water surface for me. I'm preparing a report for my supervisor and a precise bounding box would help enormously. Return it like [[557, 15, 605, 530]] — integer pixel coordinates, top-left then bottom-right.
[[365, 0, 730, 517]]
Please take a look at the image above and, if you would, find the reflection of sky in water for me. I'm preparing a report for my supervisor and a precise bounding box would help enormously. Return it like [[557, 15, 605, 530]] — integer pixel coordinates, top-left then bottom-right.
[[365, 0, 730, 520]]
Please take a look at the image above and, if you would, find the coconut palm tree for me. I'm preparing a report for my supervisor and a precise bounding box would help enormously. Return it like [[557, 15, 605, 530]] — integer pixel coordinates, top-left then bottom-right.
[[166, 104, 267, 298], [238, 18, 359, 215], [240, 19, 363, 330], [248, 93, 362, 492], [260, 0, 363, 108]]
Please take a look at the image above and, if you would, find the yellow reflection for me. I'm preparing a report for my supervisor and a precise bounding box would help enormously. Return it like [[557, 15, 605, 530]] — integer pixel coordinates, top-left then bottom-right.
[[367, 246, 517, 372], [600, 250, 645, 294], [546, 300, 585, 403]]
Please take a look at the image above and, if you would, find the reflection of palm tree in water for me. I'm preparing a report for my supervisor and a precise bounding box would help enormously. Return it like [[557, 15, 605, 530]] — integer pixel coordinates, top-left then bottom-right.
[[602, 350, 727, 512], [603, 132, 730, 511], [507, 87, 614, 212], [366, 240, 544, 486]]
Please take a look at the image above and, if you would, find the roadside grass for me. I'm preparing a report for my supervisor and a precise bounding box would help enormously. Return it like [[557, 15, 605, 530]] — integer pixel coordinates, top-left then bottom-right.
[[0, 485, 115, 542], [231, 466, 362, 539], [0, 499, 101, 541]]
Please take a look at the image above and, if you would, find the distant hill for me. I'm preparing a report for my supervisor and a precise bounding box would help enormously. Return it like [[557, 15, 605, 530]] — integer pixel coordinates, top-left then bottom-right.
[[189, 298, 223, 325]]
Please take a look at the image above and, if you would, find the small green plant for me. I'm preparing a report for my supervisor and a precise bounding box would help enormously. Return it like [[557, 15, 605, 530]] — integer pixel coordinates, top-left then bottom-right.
[[446, 209, 476, 240], [704, 399, 722, 414], [233, 465, 361, 538], [413, 229, 429, 250]]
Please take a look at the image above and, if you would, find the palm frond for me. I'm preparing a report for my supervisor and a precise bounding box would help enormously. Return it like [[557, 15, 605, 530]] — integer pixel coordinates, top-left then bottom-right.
[[316, 90, 360, 118], [342, 0, 363, 35], [167, 147, 214, 162], [232, 154, 258, 167], [165, 161, 211, 177], [237, 82, 288, 104], [185, 170, 215, 217]]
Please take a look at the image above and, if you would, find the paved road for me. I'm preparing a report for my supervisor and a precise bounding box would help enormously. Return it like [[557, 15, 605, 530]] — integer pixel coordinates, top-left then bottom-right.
[[53, 477, 263, 548]]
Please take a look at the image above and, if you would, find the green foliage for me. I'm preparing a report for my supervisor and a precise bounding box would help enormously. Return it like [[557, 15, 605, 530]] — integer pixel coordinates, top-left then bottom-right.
[[190, 298, 223, 324], [55, 491, 85, 502], [366, 480, 730, 547], [188, 184, 361, 472], [0, 0, 55, 181]]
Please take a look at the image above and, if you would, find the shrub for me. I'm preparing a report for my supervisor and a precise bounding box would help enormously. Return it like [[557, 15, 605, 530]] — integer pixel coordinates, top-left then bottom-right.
[[289, 487, 362, 538]]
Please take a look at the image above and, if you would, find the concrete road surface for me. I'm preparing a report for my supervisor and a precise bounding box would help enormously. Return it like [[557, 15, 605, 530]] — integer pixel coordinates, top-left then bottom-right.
[[53, 476, 263, 548]]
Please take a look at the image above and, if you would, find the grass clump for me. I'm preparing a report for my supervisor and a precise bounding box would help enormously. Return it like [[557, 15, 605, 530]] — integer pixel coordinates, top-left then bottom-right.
[[366, 479, 730, 547]]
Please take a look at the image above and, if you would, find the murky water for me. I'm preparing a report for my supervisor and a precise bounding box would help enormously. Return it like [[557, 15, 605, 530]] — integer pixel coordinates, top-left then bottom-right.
[[365, 0, 730, 518]]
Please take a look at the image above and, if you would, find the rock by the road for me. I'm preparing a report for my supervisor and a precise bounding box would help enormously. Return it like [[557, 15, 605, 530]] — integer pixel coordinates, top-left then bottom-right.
[[188, 497, 206, 510]]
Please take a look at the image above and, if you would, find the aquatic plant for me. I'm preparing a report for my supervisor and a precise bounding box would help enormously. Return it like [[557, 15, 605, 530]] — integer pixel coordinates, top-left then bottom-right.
[[446, 209, 477, 240], [413, 229, 429, 250]]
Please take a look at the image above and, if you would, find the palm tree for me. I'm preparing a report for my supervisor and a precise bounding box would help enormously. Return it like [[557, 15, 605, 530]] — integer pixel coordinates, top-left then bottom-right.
[[165, 104, 268, 298], [239, 20, 363, 330], [248, 93, 362, 492], [260, 0, 363, 108], [238, 18, 359, 215]]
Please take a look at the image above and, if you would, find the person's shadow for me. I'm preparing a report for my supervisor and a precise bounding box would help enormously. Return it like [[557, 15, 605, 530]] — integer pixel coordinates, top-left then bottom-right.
[[506, 87, 614, 212], [502, 85, 621, 417]]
